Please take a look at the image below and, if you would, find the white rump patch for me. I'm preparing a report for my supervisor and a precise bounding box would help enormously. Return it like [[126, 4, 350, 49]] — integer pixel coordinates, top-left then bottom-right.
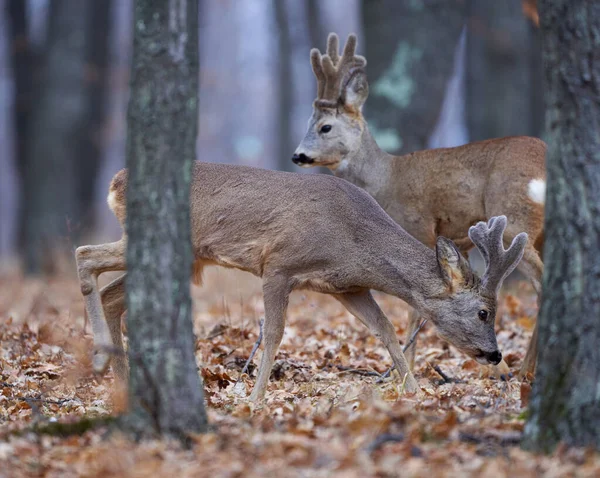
[[527, 179, 546, 205], [107, 190, 117, 212]]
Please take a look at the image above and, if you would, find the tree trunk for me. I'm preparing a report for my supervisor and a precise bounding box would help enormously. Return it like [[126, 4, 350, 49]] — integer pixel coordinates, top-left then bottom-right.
[[466, 0, 543, 141], [77, 0, 113, 234], [273, 0, 293, 171], [122, 0, 207, 439], [363, 0, 465, 154], [523, 0, 600, 453], [19, 0, 94, 274]]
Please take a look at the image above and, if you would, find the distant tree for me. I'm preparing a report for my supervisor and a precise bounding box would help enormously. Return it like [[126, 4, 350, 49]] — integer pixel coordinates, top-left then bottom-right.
[[273, 0, 293, 171], [523, 0, 600, 452], [362, 0, 465, 154], [466, 0, 543, 141], [7, 0, 112, 273], [122, 0, 208, 439]]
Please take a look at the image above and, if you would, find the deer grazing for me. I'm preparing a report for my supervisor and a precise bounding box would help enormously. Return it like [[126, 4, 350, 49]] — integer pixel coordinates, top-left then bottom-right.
[[76, 163, 527, 401], [293, 33, 545, 378]]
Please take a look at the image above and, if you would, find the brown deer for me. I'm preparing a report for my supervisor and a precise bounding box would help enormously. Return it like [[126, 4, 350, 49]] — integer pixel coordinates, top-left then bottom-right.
[[293, 33, 545, 379], [76, 163, 527, 401]]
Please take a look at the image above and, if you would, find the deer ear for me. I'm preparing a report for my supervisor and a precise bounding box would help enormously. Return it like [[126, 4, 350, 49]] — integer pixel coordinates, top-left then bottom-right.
[[436, 237, 471, 291], [342, 69, 368, 113]]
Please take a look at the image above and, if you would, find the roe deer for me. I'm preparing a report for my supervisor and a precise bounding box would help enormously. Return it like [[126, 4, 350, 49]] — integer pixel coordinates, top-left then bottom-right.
[[293, 33, 545, 378], [76, 163, 527, 401]]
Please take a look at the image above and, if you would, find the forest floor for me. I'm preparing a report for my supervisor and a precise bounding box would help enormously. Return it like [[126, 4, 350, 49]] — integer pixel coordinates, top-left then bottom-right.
[[0, 265, 599, 477]]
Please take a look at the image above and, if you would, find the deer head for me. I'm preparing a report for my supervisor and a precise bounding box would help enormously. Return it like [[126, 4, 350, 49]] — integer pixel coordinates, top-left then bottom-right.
[[426, 217, 528, 364], [293, 33, 370, 169]]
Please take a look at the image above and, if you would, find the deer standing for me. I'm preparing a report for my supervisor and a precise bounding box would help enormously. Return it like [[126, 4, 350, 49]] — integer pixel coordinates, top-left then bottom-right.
[[293, 34, 545, 378], [76, 163, 527, 401]]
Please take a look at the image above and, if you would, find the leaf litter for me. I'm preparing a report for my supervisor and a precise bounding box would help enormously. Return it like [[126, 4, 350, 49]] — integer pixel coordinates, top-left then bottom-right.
[[0, 267, 598, 477]]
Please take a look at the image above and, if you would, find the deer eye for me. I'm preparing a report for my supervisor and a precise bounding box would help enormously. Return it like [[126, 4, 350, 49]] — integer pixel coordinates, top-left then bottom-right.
[[478, 310, 489, 321], [320, 124, 332, 134]]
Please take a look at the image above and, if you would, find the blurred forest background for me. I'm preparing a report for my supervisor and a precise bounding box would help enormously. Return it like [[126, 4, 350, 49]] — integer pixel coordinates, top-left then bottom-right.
[[0, 0, 542, 273]]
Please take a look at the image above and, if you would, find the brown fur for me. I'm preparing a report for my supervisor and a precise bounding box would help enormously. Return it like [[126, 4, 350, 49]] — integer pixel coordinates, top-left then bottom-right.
[[76, 162, 526, 401], [295, 34, 545, 378]]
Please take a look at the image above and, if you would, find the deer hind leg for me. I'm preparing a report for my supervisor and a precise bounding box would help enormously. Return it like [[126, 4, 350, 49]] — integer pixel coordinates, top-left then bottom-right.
[[335, 290, 420, 394], [515, 245, 543, 379], [248, 275, 291, 402], [100, 273, 128, 382], [76, 239, 126, 374], [405, 308, 421, 371]]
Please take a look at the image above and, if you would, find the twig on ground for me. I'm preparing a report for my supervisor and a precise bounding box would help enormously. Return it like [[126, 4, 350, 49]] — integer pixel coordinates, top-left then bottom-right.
[[333, 365, 382, 377], [376, 318, 428, 383], [366, 433, 405, 453], [236, 318, 264, 384], [433, 365, 462, 384]]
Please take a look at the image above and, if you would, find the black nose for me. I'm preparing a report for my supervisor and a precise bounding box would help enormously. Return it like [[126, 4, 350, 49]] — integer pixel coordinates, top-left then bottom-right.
[[292, 153, 314, 165], [487, 350, 502, 365]]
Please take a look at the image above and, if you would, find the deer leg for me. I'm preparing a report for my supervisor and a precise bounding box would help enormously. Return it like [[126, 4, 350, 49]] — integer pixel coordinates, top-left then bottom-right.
[[100, 274, 128, 382], [248, 275, 290, 402], [405, 308, 420, 371], [76, 239, 126, 374], [515, 245, 543, 379], [335, 290, 420, 394]]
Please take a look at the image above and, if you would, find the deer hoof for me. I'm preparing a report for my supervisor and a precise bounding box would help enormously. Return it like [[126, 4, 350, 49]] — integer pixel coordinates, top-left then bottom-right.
[[92, 351, 111, 374]]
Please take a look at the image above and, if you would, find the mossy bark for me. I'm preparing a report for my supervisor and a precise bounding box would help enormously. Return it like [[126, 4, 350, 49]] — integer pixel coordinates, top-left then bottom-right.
[[363, 0, 465, 154], [122, 0, 207, 439], [523, 0, 600, 453]]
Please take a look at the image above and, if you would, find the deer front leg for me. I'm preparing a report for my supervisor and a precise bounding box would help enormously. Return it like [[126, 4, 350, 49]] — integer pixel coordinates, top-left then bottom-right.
[[335, 290, 420, 394], [100, 274, 128, 382], [248, 275, 291, 402], [76, 240, 126, 374]]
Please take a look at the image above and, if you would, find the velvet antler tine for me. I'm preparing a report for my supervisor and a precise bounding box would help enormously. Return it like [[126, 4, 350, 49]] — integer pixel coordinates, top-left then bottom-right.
[[341, 34, 358, 64], [310, 48, 326, 99], [327, 33, 340, 65], [468, 215, 528, 296]]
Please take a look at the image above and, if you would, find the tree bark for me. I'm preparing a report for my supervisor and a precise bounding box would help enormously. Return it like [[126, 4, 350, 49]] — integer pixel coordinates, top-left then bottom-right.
[[77, 0, 113, 234], [363, 0, 465, 154], [466, 0, 543, 141], [523, 0, 600, 453], [123, 0, 208, 439], [20, 0, 95, 273], [273, 0, 293, 172]]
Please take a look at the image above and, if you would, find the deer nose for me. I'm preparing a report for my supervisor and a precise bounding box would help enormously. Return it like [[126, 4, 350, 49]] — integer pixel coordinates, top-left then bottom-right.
[[292, 153, 314, 165], [486, 350, 502, 365]]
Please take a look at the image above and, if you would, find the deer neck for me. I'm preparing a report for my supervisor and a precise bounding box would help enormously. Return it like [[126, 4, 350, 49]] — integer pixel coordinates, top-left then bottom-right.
[[332, 126, 397, 200], [371, 231, 447, 321]]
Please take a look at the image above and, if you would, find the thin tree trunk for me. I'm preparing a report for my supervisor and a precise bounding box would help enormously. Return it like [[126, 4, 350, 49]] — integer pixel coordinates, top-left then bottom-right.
[[122, 0, 207, 439], [523, 0, 600, 453], [273, 0, 293, 171], [363, 0, 465, 154], [78, 0, 113, 234]]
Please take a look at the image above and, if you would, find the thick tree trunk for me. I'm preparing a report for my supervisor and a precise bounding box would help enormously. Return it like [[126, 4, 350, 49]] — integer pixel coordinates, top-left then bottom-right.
[[363, 0, 465, 154], [466, 0, 543, 141], [523, 0, 600, 453], [123, 0, 207, 439], [21, 0, 93, 273]]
